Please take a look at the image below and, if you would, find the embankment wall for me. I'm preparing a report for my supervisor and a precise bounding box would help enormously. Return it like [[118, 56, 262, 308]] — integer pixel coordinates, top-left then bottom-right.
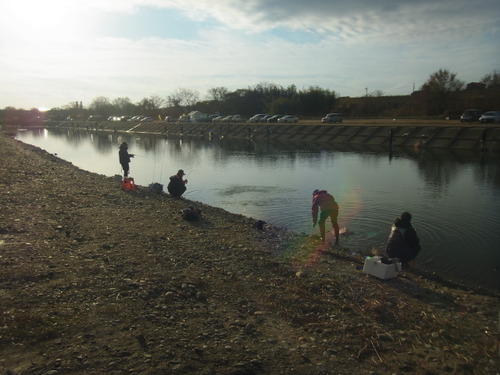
[[44, 121, 500, 150]]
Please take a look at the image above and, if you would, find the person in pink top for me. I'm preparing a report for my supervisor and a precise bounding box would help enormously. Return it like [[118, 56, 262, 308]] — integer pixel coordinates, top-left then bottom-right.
[[311, 189, 340, 244]]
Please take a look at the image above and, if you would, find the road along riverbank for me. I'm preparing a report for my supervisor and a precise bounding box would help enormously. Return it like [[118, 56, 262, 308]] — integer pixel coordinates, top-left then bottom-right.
[[42, 120, 500, 151], [0, 132, 499, 374]]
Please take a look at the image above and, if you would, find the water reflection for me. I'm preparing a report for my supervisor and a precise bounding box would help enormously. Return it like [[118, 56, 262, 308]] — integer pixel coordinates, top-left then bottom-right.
[[14, 128, 500, 294]]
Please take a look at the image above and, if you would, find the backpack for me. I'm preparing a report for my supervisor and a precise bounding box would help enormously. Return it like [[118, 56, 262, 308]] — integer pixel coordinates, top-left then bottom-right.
[[181, 206, 202, 221], [149, 182, 163, 194]]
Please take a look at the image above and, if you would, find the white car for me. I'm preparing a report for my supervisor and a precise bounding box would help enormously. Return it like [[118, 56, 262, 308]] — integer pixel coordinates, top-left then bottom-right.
[[322, 113, 343, 123], [260, 115, 272, 123], [249, 114, 268, 123], [277, 115, 298, 123], [479, 111, 500, 123]]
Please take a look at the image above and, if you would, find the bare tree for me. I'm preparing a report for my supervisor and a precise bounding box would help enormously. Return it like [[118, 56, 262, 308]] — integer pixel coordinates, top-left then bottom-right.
[[89, 96, 112, 117], [112, 97, 135, 114], [137, 95, 165, 114], [206, 87, 229, 102], [148, 94, 165, 109], [419, 69, 464, 115], [166, 92, 182, 108], [166, 88, 200, 108], [481, 71, 500, 88]]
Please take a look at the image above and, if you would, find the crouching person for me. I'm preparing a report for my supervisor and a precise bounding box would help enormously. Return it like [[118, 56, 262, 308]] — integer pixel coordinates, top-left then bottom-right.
[[168, 169, 187, 197], [386, 211, 421, 268]]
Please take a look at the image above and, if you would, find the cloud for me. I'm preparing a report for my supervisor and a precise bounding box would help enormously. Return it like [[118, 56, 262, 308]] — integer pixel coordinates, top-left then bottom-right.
[[0, 0, 498, 108], [138, 0, 499, 41]]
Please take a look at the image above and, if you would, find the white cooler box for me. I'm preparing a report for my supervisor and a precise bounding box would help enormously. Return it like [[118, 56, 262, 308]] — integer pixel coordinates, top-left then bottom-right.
[[362, 256, 401, 280]]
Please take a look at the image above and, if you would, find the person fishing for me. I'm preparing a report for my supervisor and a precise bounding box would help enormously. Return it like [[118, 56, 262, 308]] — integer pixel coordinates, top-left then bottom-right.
[[311, 189, 340, 244], [167, 169, 188, 197], [118, 142, 134, 177], [385, 211, 421, 268]]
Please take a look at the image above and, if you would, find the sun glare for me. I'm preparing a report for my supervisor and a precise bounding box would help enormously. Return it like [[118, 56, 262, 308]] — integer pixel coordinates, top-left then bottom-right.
[[4, 0, 83, 42]]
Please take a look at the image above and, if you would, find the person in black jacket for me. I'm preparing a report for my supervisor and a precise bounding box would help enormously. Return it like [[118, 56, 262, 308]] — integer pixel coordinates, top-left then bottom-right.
[[118, 142, 134, 177], [385, 211, 421, 267], [168, 169, 188, 197]]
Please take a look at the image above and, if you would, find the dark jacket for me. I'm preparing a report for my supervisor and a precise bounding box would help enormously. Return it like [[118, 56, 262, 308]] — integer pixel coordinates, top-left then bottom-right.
[[386, 217, 421, 262], [119, 147, 131, 165], [167, 175, 186, 197]]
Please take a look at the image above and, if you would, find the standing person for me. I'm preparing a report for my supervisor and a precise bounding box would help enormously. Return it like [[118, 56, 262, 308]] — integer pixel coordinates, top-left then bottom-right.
[[168, 169, 188, 197], [389, 128, 394, 147], [118, 142, 134, 177], [312, 189, 340, 244], [385, 211, 421, 268], [480, 128, 488, 151]]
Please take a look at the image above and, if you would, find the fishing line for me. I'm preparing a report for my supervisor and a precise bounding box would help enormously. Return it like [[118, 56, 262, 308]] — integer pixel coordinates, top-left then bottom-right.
[[158, 141, 167, 183], [152, 139, 167, 184], [185, 157, 203, 178], [151, 152, 157, 182]]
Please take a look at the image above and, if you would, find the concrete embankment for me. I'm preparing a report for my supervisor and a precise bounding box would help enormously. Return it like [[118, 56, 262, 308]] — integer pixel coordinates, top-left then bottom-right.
[[44, 120, 500, 150]]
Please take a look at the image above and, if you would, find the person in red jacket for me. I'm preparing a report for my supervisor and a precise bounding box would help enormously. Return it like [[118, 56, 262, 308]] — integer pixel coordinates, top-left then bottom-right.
[[311, 189, 340, 244]]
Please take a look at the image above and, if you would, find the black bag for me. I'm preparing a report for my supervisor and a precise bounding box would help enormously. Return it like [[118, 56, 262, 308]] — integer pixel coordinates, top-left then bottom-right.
[[149, 182, 163, 193], [181, 206, 202, 221]]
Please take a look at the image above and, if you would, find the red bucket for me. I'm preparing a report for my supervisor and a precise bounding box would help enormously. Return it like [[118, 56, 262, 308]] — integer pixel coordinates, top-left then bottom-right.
[[122, 177, 137, 191]]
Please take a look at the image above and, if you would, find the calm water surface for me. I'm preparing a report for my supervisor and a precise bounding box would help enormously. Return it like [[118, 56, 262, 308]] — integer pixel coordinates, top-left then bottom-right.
[[14, 128, 500, 293]]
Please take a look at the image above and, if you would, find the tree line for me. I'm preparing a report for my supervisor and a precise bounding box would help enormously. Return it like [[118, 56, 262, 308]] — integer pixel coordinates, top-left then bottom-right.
[[1, 69, 499, 125]]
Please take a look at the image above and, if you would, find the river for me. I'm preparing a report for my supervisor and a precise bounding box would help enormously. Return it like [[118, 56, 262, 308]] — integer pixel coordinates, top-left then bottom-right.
[[14, 127, 500, 294]]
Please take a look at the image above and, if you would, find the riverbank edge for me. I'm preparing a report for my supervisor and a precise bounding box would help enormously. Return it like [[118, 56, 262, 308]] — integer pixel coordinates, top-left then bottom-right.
[[3, 127, 498, 297]]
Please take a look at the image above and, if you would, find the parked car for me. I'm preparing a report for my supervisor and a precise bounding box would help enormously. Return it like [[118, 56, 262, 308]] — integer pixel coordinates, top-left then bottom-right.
[[479, 111, 500, 123], [277, 115, 298, 123], [212, 116, 223, 123], [141, 117, 154, 122], [460, 109, 482, 122], [260, 115, 272, 123], [87, 115, 102, 121], [222, 115, 234, 122], [267, 115, 284, 123], [249, 114, 268, 123], [322, 113, 343, 123], [232, 115, 243, 122]]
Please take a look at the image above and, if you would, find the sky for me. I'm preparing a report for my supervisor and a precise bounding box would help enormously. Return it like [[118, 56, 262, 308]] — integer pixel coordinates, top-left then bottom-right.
[[0, 0, 499, 110]]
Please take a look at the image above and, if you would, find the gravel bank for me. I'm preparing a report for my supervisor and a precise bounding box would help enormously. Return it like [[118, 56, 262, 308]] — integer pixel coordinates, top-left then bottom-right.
[[0, 132, 498, 374]]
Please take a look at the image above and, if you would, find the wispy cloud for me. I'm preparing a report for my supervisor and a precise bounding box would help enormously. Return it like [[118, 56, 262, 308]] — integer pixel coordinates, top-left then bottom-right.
[[0, 0, 498, 108]]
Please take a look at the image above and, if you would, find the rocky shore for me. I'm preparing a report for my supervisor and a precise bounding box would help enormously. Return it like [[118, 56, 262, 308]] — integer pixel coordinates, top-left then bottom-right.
[[0, 132, 498, 374]]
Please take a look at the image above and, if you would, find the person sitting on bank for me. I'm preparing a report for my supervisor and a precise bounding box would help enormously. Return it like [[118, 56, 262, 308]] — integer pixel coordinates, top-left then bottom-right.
[[385, 211, 421, 268], [168, 169, 188, 197], [118, 142, 134, 177], [311, 189, 340, 244]]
